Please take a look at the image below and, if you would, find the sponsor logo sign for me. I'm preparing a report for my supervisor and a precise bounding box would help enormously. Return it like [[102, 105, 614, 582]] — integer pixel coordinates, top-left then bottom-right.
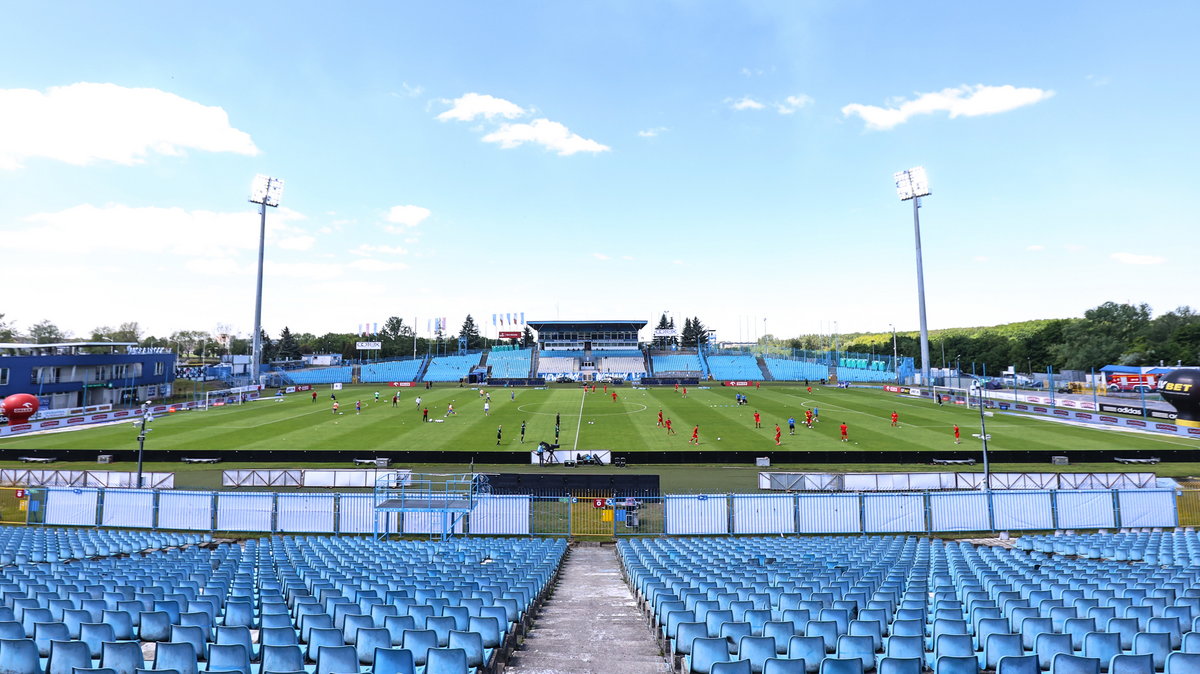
[[499, 331, 522, 339], [295, 385, 312, 391], [356, 341, 382, 350], [1099, 415, 1119, 423], [1156, 423, 1176, 431], [725, 381, 754, 387], [1128, 419, 1147, 427], [389, 382, 417, 387]]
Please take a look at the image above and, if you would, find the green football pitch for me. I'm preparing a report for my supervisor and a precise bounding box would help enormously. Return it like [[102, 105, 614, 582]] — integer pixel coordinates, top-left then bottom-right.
[[2, 383, 1196, 454]]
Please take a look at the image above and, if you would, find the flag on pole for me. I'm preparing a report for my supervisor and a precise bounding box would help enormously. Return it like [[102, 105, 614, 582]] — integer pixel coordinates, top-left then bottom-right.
[[520, 312, 525, 325], [492, 314, 496, 327], [373, 323, 378, 335]]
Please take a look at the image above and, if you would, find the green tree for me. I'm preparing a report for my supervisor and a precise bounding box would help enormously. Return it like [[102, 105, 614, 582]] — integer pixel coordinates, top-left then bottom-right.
[[522, 326, 534, 348], [277, 326, 301, 360], [652, 313, 670, 349], [459, 315, 482, 350], [1053, 302, 1151, 370], [692, 317, 708, 346], [0, 314, 15, 342], [29, 320, 69, 344]]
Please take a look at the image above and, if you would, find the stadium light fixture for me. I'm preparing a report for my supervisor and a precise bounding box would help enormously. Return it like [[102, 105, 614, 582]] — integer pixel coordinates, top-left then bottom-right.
[[248, 174, 285, 390], [893, 166, 932, 387]]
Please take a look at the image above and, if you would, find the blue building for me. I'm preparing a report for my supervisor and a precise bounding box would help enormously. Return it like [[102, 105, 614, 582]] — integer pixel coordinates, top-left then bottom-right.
[[0, 342, 176, 410]]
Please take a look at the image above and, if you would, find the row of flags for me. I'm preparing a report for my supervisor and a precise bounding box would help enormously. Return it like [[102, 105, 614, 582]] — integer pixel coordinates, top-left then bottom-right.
[[358, 314, 522, 337], [492, 312, 526, 327]]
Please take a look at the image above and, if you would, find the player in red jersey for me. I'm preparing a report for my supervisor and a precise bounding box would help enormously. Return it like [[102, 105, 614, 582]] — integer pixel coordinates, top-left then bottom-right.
[[774, 424, 782, 446], [891, 411, 899, 427], [953, 424, 961, 444], [682, 387, 688, 397], [690, 425, 700, 445], [804, 409, 813, 428], [611, 391, 618, 403], [806, 386, 812, 394], [839, 422, 848, 442], [657, 409, 664, 427], [666, 418, 675, 434], [753, 411, 761, 428]]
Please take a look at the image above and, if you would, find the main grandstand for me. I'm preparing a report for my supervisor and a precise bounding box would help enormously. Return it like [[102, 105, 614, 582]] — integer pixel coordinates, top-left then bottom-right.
[[256, 318, 912, 389]]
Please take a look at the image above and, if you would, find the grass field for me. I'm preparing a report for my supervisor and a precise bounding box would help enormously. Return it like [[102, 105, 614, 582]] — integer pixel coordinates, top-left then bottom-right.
[[2, 383, 1196, 454]]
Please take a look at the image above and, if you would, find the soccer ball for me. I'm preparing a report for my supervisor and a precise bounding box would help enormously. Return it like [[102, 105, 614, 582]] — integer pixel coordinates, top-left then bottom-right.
[[717, 437, 721, 440]]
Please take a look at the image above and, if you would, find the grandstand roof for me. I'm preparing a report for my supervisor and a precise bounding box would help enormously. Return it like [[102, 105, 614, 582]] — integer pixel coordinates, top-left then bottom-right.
[[527, 320, 647, 331]]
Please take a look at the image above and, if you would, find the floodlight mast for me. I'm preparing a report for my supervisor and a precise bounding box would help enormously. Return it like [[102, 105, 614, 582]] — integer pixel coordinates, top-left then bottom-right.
[[893, 167, 932, 387], [248, 175, 284, 390]]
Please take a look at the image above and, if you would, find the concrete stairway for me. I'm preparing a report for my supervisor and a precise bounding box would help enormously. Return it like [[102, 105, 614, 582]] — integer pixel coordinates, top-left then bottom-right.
[[505, 544, 668, 674]]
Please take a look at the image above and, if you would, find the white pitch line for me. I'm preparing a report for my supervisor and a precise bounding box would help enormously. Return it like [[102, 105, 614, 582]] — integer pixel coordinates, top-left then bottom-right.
[[572, 389, 586, 451]]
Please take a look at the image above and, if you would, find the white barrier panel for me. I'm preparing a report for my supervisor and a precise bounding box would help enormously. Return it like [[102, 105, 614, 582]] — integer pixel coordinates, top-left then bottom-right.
[[992, 491, 1055, 530], [759, 473, 841, 491], [797, 493, 861, 533], [1058, 473, 1155, 489], [45, 488, 98, 526], [666, 495, 728, 535], [302, 469, 410, 488], [158, 492, 212, 530], [222, 470, 302, 488], [1118, 489, 1177, 527], [0, 470, 173, 488], [276, 494, 336, 533], [470, 495, 531, 535], [216, 493, 274, 532], [993, 473, 1059, 490], [1056, 490, 1116, 529], [930, 492, 992, 531], [403, 510, 464, 535], [733, 495, 795, 534], [101, 489, 154, 528], [337, 494, 378, 534], [864, 493, 925, 533]]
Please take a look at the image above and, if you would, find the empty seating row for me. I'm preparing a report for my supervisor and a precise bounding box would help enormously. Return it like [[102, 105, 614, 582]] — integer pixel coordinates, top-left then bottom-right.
[[0, 528, 204, 565], [287, 367, 354, 385], [620, 536, 1200, 674], [764, 358, 827, 382], [359, 360, 423, 384], [0, 532, 566, 674], [651, 354, 702, 374], [709, 355, 762, 381], [423, 355, 481, 382], [1016, 531, 1200, 566], [485, 350, 532, 379]]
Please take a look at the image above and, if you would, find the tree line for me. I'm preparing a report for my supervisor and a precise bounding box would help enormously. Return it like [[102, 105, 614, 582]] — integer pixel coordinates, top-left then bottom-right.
[[809, 302, 1200, 373]]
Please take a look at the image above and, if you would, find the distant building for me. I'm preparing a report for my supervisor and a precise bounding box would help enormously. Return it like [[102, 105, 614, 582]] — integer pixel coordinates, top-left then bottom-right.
[[0, 342, 176, 410]]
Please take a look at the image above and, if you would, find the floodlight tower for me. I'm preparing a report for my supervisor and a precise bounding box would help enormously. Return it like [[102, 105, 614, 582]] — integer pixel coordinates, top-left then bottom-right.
[[893, 167, 932, 387], [248, 174, 285, 389]]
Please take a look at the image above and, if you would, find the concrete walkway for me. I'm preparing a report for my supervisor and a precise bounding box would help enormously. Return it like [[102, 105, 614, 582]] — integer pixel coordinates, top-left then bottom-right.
[[505, 544, 668, 674]]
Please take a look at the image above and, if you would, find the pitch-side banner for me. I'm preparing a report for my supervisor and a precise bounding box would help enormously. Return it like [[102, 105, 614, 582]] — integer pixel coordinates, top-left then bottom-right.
[[498, 331, 522, 339], [356, 341, 382, 350]]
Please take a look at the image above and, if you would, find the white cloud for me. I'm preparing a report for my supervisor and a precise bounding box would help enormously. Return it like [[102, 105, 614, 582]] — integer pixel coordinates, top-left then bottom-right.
[[348, 258, 409, 272], [264, 261, 343, 280], [740, 68, 764, 78], [400, 82, 424, 97], [1111, 252, 1166, 265], [277, 235, 315, 251], [841, 84, 1055, 130], [1086, 74, 1110, 87], [638, 127, 668, 138], [436, 93, 526, 122], [672, 259, 684, 265], [385, 205, 431, 228], [592, 253, 610, 261], [0, 82, 258, 169], [482, 119, 610, 155], [775, 94, 813, 115], [10, 203, 307, 256], [352, 244, 408, 256], [729, 96, 765, 111], [621, 255, 635, 261]]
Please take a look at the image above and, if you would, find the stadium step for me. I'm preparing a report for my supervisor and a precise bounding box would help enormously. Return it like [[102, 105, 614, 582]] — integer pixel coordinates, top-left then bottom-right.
[[506, 544, 667, 674], [756, 355, 773, 381]]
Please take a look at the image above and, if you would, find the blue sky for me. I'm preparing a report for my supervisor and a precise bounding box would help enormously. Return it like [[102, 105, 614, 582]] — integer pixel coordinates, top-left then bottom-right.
[[2, 1, 1197, 343]]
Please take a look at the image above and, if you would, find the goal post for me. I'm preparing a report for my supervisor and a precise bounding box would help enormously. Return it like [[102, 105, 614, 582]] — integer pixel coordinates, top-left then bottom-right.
[[931, 385, 975, 407]]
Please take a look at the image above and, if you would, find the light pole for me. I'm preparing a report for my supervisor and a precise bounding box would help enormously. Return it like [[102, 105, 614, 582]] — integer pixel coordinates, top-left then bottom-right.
[[893, 167, 933, 387], [248, 174, 285, 392], [889, 323, 899, 383], [135, 401, 153, 488], [977, 386, 991, 489]]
